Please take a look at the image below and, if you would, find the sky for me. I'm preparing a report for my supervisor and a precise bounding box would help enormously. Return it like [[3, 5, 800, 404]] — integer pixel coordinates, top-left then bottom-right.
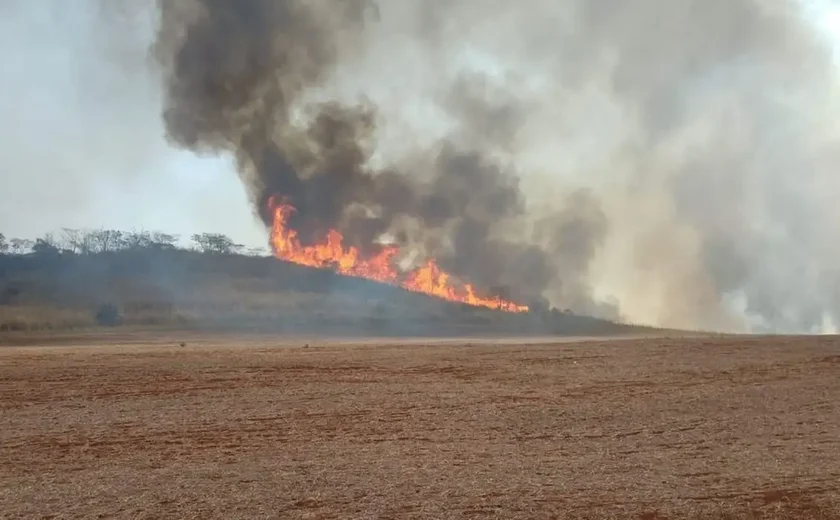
[[814, 0, 840, 48], [0, 1, 267, 248]]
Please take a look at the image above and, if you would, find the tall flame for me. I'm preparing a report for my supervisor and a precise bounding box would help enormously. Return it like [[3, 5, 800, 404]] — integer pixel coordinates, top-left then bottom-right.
[[269, 200, 529, 313]]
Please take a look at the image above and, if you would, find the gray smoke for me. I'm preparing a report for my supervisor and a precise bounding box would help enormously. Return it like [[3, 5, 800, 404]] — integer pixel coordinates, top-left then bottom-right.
[[152, 0, 840, 332], [152, 0, 562, 306]]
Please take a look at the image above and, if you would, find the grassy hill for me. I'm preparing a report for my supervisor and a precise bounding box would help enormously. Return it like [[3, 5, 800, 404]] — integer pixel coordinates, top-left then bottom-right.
[[0, 248, 649, 337]]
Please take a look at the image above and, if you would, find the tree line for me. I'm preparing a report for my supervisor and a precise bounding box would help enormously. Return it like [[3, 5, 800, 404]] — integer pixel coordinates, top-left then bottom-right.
[[0, 229, 269, 257]]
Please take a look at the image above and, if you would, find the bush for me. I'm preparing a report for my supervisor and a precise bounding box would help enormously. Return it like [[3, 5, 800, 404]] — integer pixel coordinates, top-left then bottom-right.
[[94, 303, 122, 327], [366, 302, 389, 333]]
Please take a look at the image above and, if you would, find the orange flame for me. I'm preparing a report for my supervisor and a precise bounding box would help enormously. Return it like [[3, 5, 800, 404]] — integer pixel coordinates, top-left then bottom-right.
[[269, 200, 529, 313]]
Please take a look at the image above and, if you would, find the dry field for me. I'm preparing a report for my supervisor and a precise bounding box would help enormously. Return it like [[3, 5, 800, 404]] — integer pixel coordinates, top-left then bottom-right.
[[1, 333, 839, 519]]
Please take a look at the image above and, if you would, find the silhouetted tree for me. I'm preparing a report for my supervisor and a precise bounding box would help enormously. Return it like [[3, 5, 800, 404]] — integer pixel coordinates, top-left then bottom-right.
[[60, 228, 95, 254], [89, 229, 124, 253], [94, 303, 122, 327], [32, 234, 61, 256], [122, 230, 152, 250], [191, 233, 242, 254], [149, 232, 179, 250], [120, 230, 180, 251]]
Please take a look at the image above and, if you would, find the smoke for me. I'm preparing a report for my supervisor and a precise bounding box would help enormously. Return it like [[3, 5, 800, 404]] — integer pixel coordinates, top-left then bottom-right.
[[152, 0, 840, 333]]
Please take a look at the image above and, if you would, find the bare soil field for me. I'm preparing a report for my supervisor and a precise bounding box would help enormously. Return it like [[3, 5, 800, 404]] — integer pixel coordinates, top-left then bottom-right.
[[1, 333, 838, 519]]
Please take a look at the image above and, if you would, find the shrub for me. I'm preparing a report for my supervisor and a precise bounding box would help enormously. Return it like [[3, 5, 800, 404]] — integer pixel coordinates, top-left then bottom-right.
[[94, 303, 122, 327]]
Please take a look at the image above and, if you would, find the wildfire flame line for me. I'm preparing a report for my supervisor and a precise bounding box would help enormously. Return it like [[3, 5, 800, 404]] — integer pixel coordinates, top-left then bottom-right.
[[268, 200, 529, 313]]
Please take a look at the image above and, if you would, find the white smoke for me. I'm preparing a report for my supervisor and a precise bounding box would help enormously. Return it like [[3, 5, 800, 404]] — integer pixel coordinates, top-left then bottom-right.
[[311, 0, 840, 332]]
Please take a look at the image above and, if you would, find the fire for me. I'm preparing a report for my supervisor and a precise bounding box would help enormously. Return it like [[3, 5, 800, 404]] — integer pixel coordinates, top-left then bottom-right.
[[269, 200, 529, 313]]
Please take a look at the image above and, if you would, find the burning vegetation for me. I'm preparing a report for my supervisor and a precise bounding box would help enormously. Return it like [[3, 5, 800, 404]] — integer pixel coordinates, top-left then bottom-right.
[[153, 0, 548, 316], [269, 199, 529, 312]]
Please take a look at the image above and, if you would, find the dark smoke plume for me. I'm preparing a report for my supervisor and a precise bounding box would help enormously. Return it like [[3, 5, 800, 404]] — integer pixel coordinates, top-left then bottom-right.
[[154, 0, 380, 238], [153, 0, 562, 306], [153, 0, 840, 332]]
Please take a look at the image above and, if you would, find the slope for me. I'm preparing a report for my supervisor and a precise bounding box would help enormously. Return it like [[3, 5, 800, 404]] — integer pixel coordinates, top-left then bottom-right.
[[0, 249, 648, 337]]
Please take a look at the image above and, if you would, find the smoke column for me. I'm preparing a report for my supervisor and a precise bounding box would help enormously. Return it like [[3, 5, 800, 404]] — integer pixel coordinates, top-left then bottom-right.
[[152, 0, 840, 333]]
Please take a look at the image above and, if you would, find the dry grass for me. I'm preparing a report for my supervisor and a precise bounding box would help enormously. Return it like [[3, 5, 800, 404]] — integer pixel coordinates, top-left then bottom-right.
[[0, 291, 328, 332], [0, 305, 94, 330], [1, 250, 649, 336], [1, 333, 839, 519]]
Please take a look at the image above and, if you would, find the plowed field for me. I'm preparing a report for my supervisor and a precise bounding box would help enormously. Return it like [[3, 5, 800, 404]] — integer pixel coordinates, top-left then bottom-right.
[[1, 334, 838, 519]]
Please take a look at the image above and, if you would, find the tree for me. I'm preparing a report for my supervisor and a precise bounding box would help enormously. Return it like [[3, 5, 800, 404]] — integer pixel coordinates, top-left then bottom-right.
[[149, 232, 179, 250], [88, 229, 124, 253], [61, 228, 94, 254], [94, 303, 122, 327], [120, 230, 178, 251], [8, 238, 33, 255], [32, 234, 61, 256], [190, 233, 242, 254], [122, 230, 152, 250], [0, 233, 7, 254]]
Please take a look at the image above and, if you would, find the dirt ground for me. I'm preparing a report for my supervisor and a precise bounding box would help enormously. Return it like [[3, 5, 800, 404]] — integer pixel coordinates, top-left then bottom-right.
[[1, 333, 838, 519]]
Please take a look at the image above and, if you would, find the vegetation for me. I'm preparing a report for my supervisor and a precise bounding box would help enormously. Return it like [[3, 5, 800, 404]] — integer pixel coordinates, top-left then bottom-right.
[[0, 228, 644, 336]]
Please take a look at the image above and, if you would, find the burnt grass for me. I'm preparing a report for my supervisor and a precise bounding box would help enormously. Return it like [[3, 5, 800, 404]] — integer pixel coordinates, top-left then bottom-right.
[[0, 249, 644, 337], [1, 334, 839, 519]]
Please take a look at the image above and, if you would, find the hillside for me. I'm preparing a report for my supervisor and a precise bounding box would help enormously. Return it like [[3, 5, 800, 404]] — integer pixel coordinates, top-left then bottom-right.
[[0, 248, 646, 337]]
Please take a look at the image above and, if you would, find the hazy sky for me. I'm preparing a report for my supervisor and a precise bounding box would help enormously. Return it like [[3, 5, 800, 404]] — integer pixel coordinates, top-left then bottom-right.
[[0, 1, 266, 247], [1, 1, 838, 249]]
